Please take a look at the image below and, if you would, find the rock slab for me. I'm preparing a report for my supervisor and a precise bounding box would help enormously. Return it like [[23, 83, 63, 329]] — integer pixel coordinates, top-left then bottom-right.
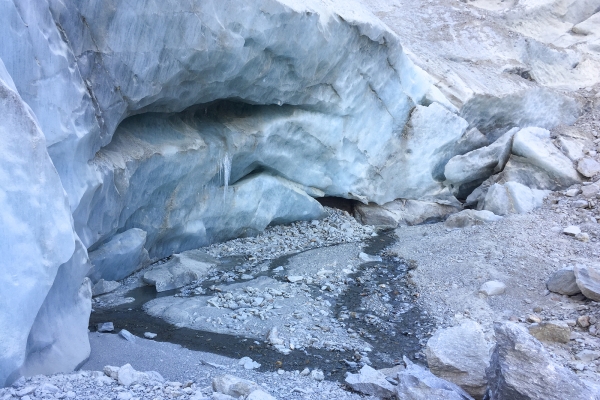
[[344, 365, 396, 398]]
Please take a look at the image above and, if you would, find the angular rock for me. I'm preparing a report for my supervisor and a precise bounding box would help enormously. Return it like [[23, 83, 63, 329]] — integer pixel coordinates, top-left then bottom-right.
[[246, 390, 276, 400], [238, 357, 260, 370], [479, 281, 507, 296], [88, 229, 150, 282], [355, 199, 461, 228], [96, 323, 115, 333], [143, 250, 217, 292], [581, 183, 600, 199], [92, 280, 122, 297], [426, 321, 490, 399], [345, 365, 396, 398], [528, 321, 571, 344], [397, 357, 474, 400], [511, 127, 581, 189], [212, 375, 259, 398], [116, 364, 163, 387], [481, 182, 548, 216], [444, 210, 502, 229], [546, 267, 581, 296], [577, 158, 600, 178], [574, 264, 600, 302], [359, 253, 383, 263], [444, 128, 517, 189], [118, 330, 136, 343], [563, 226, 582, 236], [485, 322, 596, 400]]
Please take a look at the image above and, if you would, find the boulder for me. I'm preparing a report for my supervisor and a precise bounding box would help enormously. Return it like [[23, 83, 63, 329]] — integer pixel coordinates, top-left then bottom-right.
[[485, 322, 596, 400], [88, 229, 150, 282], [577, 158, 600, 178], [574, 264, 600, 302], [480, 182, 548, 216], [444, 128, 517, 190], [444, 210, 502, 229], [143, 250, 218, 292], [354, 199, 461, 228], [345, 365, 396, 398], [581, 183, 600, 199], [479, 281, 506, 296], [396, 357, 474, 400], [212, 375, 260, 398], [114, 364, 164, 387], [92, 280, 122, 297], [426, 321, 491, 399], [557, 136, 586, 161], [510, 127, 581, 189], [528, 321, 571, 344], [546, 267, 581, 296]]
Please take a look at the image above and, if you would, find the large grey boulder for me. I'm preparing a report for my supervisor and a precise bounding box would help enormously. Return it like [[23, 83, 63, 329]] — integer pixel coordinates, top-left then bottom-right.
[[88, 228, 150, 282], [0, 60, 90, 386], [480, 182, 549, 216], [546, 267, 581, 296], [355, 199, 461, 228], [345, 365, 396, 398], [510, 127, 581, 189], [574, 264, 600, 302], [444, 210, 502, 229], [397, 357, 474, 400], [426, 321, 491, 399], [485, 322, 597, 400], [143, 250, 218, 292], [444, 128, 517, 191]]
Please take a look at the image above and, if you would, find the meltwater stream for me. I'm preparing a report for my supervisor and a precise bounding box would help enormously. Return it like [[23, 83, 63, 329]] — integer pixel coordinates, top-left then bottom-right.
[[88, 232, 434, 381]]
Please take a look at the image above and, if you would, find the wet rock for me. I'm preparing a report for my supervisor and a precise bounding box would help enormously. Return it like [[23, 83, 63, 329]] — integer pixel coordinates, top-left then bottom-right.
[[563, 226, 582, 236], [118, 329, 136, 343], [511, 127, 582, 189], [212, 375, 260, 398], [88, 229, 150, 282], [96, 322, 114, 333], [444, 210, 502, 229], [143, 250, 217, 292], [354, 200, 460, 228], [92, 280, 121, 297], [527, 321, 571, 343], [574, 264, 600, 302], [485, 322, 596, 400], [577, 158, 600, 178], [479, 281, 506, 296], [481, 182, 548, 216], [359, 252, 383, 263], [345, 365, 396, 398], [426, 320, 490, 399], [396, 357, 474, 400], [546, 267, 581, 296]]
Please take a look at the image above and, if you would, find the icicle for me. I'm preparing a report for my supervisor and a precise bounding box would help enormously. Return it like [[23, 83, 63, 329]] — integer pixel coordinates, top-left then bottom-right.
[[222, 152, 231, 193]]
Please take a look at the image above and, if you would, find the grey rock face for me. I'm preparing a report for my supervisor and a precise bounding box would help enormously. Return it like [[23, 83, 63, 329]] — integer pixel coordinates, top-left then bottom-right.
[[397, 357, 474, 400], [574, 264, 600, 302], [481, 182, 549, 216], [546, 267, 581, 296], [485, 322, 597, 400], [143, 250, 218, 292], [444, 210, 502, 229], [354, 199, 461, 228], [88, 229, 150, 282], [345, 365, 396, 398], [426, 321, 491, 399], [528, 321, 571, 344]]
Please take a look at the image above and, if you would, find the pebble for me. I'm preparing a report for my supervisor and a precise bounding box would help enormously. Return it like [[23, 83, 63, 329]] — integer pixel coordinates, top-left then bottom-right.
[[144, 332, 157, 339], [479, 281, 507, 296], [563, 226, 581, 236], [119, 329, 136, 342], [97, 322, 114, 332]]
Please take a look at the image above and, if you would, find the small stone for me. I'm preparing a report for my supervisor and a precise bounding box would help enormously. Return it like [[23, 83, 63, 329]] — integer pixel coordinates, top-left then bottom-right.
[[528, 321, 571, 343], [575, 350, 600, 362], [563, 226, 581, 236], [359, 252, 382, 262], [97, 322, 115, 332], [119, 329, 136, 342], [577, 315, 591, 328], [246, 390, 277, 400], [345, 365, 396, 398], [92, 279, 122, 297], [286, 276, 303, 283], [576, 233, 590, 242], [527, 314, 542, 323], [565, 188, 580, 197], [144, 332, 157, 339], [581, 183, 599, 198], [479, 281, 506, 296], [15, 386, 36, 397], [310, 369, 324, 381], [212, 375, 260, 398], [267, 327, 284, 345], [238, 357, 261, 370]]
